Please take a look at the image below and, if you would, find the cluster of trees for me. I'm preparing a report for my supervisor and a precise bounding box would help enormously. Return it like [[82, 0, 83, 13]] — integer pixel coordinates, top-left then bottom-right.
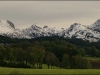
[[1, 36, 100, 69], [1, 37, 98, 69]]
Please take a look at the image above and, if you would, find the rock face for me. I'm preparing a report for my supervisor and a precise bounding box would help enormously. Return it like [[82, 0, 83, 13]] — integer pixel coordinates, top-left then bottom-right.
[[90, 19, 100, 32], [1, 19, 100, 42], [0, 20, 15, 33], [0, 20, 15, 29]]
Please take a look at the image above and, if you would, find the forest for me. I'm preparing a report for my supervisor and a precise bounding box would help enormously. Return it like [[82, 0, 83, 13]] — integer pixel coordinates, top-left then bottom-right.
[[0, 36, 100, 69]]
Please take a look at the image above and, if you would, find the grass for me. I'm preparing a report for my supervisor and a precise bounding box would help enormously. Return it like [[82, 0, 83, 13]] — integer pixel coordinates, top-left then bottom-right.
[[0, 67, 100, 75], [84, 57, 100, 61], [34, 64, 59, 69]]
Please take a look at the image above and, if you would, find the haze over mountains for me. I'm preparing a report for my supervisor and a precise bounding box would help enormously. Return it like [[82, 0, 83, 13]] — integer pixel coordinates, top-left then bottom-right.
[[0, 19, 100, 42]]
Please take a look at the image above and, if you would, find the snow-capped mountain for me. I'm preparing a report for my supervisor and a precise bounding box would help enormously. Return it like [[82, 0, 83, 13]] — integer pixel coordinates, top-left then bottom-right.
[[0, 19, 31, 38], [1, 19, 100, 42], [22, 24, 61, 38], [0, 19, 15, 33], [61, 23, 100, 42]]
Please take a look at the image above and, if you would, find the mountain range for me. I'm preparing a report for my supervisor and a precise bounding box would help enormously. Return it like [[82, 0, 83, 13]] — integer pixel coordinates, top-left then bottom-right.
[[0, 19, 100, 42]]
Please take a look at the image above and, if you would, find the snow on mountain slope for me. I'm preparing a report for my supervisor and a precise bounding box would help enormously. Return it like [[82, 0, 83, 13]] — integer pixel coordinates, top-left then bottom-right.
[[22, 24, 61, 38], [10, 28, 31, 39], [22, 24, 43, 38], [64, 23, 87, 38], [62, 23, 100, 42], [42, 26, 62, 36]]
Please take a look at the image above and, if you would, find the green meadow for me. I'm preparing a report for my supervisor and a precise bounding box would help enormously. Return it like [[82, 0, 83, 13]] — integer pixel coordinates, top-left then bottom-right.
[[84, 57, 100, 61], [0, 67, 100, 75]]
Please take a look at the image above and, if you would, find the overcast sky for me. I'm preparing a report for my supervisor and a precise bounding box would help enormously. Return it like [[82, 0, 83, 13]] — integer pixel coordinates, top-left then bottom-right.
[[0, 1, 100, 29]]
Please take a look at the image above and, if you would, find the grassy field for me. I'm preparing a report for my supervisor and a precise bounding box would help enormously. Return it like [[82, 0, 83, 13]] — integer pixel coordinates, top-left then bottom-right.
[[34, 64, 59, 69], [84, 57, 100, 61], [0, 67, 100, 75]]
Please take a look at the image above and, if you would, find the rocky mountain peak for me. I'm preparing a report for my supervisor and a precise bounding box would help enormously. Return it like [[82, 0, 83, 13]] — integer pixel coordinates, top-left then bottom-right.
[[90, 19, 100, 32], [0, 19, 15, 29], [31, 24, 42, 30], [69, 23, 87, 32], [43, 26, 48, 28], [6, 20, 15, 29], [93, 19, 100, 26]]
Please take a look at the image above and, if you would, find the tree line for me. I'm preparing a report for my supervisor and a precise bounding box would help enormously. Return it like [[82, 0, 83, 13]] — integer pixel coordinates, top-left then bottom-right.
[[0, 37, 100, 69]]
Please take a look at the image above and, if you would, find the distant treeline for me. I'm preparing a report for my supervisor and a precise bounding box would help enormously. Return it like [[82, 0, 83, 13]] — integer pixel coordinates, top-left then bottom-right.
[[0, 36, 100, 69]]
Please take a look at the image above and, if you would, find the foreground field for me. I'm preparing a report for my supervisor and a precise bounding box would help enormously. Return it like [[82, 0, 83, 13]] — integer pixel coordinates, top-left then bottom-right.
[[84, 57, 100, 61], [0, 67, 100, 75]]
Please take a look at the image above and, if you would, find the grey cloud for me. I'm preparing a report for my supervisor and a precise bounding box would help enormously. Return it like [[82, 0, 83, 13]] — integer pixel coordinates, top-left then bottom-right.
[[0, 1, 100, 29]]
